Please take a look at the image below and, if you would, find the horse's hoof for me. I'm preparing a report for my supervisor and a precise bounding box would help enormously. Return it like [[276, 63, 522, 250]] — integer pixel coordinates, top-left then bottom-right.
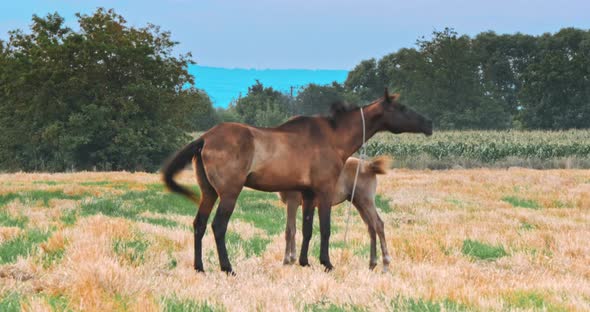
[[195, 266, 205, 273], [221, 265, 235, 276], [382, 266, 389, 273], [321, 261, 334, 272], [223, 269, 236, 276], [283, 258, 291, 265], [299, 259, 310, 267], [369, 262, 377, 270], [289, 256, 297, 265], [383, 255, 392, 266]]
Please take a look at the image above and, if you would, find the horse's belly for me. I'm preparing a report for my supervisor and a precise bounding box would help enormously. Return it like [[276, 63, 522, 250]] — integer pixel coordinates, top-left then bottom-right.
[[244, 168, 309, 192]]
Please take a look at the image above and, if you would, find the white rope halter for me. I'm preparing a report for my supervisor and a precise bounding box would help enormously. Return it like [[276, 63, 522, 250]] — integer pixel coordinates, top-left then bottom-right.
[[343, 107, 366, 244]]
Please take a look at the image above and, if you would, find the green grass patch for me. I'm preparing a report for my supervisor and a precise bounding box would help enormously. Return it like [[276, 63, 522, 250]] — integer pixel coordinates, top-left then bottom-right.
[[42, 245, 66, 268], [502, 196, 540, 209], [0, 211, 28, 228], [233, 191, 285, 235], [0, 292, 21, 312], [375, 194, 392, 213], [80, 195, 188, 229], [161, 296, 221, 312], [462, 239, 507, 261], [32, 181, 62, 185], [81, 198, 137, 219], [243, 236, 271, 257], [0, 190, 85, 208], [46, 294, 71, 312], [138, 216, 182, 228], [520, 221, 537, 231], [60, 209, 78, 226], [78, 181, 134, 190], [504, 291, 565, 311], [225, 232, 271, 258], [119, 187, 199, 216], [391, 297, 470, 312], [0, 229, 52, 264], [304, 302, 367, 312], [168, 256, 178, 270], [113, 237, 150, 266]]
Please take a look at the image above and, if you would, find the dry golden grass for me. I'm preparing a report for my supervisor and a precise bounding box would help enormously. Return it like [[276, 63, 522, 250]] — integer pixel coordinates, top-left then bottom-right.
[[0, 169, 589, 311]]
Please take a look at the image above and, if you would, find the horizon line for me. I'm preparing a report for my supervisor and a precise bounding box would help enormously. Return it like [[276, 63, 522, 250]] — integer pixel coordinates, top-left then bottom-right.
[[192, 64, 350, 72]]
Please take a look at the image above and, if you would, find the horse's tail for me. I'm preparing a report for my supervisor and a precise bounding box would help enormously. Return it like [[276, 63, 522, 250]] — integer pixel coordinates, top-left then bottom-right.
[[364, 155, 392, 175], [162, 138, 204, 204]]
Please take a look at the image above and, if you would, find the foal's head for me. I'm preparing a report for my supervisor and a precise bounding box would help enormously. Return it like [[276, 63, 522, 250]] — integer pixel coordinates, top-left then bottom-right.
[[377, 89, 432, 136]]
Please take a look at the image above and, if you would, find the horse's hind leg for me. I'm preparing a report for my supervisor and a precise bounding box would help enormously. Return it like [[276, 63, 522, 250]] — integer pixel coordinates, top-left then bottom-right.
[[211, 191, 240, 274], [284, 198, 299, 265], [193, 158, 218, 272], [194, 191, 217, 272]]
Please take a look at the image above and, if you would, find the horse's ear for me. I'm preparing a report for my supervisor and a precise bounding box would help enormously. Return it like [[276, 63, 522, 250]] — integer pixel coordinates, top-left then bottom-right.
[[384, 88, 391, 103], [391, 93, 401, 102]]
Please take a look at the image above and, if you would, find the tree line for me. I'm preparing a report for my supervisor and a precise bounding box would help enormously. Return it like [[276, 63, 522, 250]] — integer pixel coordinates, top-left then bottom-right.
[[221, 27, 590, 130], [1, 9, 588, 172]]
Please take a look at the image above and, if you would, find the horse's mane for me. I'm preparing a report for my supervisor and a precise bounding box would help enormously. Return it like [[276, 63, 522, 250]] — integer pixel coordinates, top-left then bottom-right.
[[328, 100, 360, 128], [276, 100, 361, 130]]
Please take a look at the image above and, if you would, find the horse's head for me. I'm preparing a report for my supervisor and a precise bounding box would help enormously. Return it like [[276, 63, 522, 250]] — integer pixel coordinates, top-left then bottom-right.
[[378, 88, 432, 136]]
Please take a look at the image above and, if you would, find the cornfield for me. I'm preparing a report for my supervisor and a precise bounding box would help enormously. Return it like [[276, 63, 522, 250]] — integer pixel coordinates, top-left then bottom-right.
[[366, 130, 590, 168]]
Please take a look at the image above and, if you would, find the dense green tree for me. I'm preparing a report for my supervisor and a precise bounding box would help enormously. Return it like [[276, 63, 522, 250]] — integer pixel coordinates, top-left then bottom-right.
[[180, 88, 218, 131], [293, 82, 354, 116], [344, 59, 381, 102], [215, 104, 242, 124], [518, 28, 590, 129], [234, 80, 290, 126], [0, 9, 198, 171]]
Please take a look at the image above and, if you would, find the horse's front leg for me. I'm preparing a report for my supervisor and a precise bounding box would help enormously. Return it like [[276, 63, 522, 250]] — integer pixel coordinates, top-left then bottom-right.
[[299, 191, 315, 267], [284, 198, 299, 265], [317, 193, 334, 272]]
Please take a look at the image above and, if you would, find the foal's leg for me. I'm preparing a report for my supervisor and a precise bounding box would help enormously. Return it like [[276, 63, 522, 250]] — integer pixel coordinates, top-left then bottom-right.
[[317, 194, 334, 272], [194, 191, 217, 272], [211, 192, 240, 274], [299, 192, 315, 267], [284, 198, 299, 265], [363, 198, 392, 272], [352, 199, 378, 270]]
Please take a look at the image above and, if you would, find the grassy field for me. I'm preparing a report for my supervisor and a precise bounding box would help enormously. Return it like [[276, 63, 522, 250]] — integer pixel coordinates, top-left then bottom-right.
[[0, 169, 589, 311]]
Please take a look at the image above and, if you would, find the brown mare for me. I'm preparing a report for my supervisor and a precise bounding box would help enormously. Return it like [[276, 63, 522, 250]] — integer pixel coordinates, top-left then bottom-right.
[[163, 89, 432, 274], [279, 156, 392, 271]]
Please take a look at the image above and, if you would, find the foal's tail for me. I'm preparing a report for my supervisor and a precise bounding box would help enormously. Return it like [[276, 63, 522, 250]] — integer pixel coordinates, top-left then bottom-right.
[[162, 138, 204, 203], [364, 155, 392, 175]]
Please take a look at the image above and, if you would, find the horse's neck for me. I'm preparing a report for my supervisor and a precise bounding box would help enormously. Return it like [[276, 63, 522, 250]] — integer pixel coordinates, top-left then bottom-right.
[[333, 105, 383, 159]]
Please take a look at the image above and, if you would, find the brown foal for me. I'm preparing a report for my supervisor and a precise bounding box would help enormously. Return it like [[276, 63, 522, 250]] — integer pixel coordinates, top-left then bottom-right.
[[279, 156, 392, 271], [163, 89, 432, 274]]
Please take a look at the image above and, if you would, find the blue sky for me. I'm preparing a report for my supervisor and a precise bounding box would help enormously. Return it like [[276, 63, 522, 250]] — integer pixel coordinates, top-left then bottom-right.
[[1, 0, 589, 70]]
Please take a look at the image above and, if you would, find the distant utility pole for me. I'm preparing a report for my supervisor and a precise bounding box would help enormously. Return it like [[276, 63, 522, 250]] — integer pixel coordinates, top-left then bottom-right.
[[290, 86, 294, 98]]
